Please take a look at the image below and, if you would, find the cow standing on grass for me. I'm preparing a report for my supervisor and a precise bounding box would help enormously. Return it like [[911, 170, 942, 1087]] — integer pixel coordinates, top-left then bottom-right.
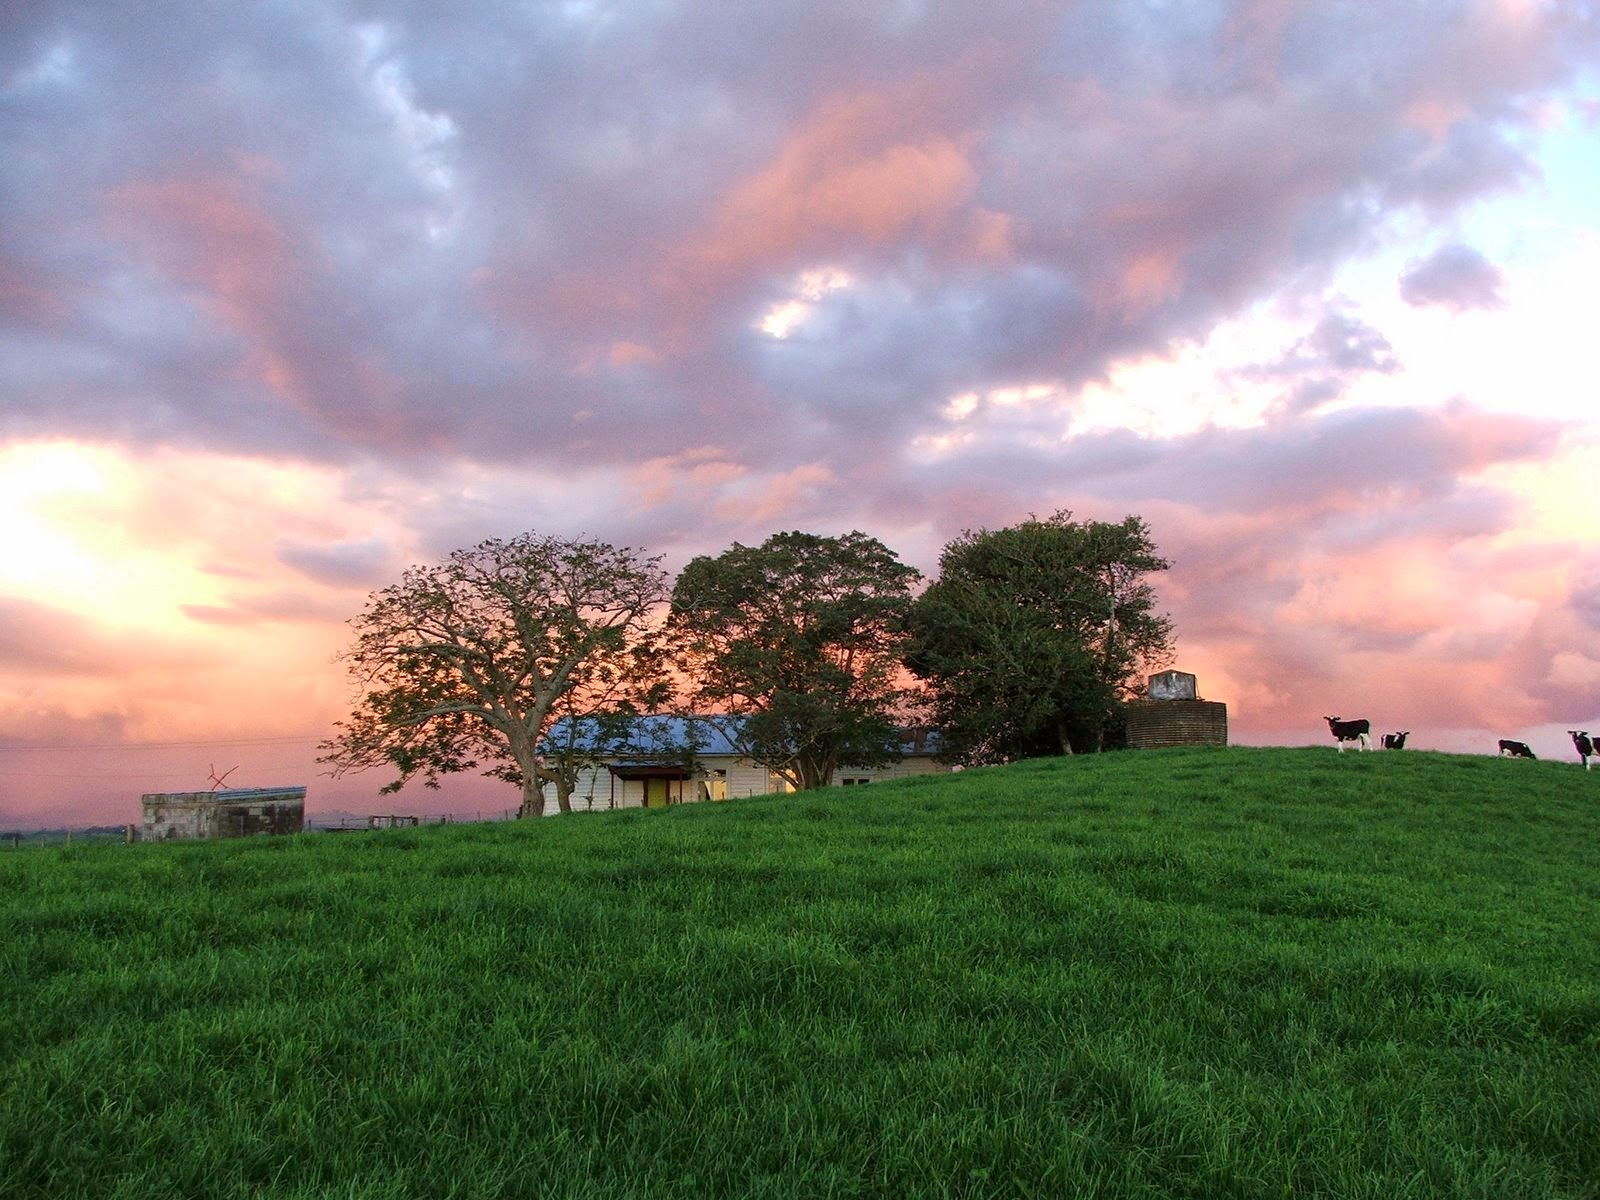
[[1324, 716, 1371, 752], [1570, 731, 1594, 771], [1382, 731, 1410, 750], [1498, 739, 1537, 759]]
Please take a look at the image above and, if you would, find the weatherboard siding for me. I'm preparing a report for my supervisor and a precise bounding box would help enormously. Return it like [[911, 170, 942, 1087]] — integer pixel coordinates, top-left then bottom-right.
[[551, 755, 945, 812]]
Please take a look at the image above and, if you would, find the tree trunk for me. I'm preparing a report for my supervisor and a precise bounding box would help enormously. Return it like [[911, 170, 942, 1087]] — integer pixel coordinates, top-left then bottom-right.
[[1056, 719, 1075, 756], [555, 777, 573, 814], [518, 775, 545, 818], [796, 751, 831, 790]]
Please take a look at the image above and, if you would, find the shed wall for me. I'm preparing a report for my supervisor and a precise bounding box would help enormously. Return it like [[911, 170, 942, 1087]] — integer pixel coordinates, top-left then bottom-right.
[[141, 788, 306, 840]]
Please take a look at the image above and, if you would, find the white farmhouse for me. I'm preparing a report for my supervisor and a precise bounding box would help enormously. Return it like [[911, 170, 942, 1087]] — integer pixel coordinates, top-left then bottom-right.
[[544, 715, 946, 812]]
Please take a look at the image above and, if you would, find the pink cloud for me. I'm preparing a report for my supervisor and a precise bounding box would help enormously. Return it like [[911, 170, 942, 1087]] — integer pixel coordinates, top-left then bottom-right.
[[105, 171, 432, 451], [109, 173, 298, 359], [699, 97, 978, 266]]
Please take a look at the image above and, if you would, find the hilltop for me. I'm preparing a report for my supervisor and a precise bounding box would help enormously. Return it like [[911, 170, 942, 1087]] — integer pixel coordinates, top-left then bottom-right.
[[3, 746, 1597, 1199]]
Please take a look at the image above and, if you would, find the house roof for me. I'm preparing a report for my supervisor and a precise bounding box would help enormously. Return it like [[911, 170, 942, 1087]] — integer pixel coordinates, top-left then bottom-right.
[[541, 714, 939, 761], [541, 714, 743, 759]]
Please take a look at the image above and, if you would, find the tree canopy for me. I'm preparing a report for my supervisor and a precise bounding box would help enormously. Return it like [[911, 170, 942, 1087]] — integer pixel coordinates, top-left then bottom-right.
[[906, 512, 1173, 762], [317, 532, 669, 817], [668, 530, 922, 790]]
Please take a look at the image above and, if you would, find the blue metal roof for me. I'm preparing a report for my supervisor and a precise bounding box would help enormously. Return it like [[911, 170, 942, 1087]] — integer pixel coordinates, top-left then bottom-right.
[[540, 715, 938, 760], [540, 715, 743, 759]]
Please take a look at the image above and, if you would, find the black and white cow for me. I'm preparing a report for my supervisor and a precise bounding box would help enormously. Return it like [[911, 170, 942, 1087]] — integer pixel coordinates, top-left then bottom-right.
[[1570, 730, 1594, 771], [1498, 739, 1537, 759], [1381, 731, 1410, 750], [1324, 716, 1371, 752]]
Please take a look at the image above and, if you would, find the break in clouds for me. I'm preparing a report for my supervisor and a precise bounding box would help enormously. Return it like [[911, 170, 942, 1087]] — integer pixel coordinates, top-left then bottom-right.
[[2, 0, 1598, 819]]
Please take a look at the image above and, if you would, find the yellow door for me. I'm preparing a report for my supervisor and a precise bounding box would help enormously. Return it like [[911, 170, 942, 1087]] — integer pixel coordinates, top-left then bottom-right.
[[644, 777, 671, 808]]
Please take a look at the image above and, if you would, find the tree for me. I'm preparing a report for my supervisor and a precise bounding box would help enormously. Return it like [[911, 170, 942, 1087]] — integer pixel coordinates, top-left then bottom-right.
[[906, 512, 1173, 762], [668, 530, 922, 791], [318, 532, 669, 817]]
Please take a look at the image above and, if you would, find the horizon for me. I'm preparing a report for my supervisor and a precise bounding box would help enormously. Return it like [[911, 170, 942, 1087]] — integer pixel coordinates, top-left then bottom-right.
[[3, 721, 1590, 834], [3, 1, 1597, 828]]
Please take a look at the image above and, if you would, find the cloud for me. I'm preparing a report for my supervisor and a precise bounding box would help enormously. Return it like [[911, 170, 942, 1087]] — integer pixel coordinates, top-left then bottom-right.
[[1569, 560, 1600, 635], [0, 706, 130, 750], [180, 591, 349, 626], [1234, 307, 1401, 415], [1399, 243, 1507, 311], [5, 0, 1588, 475], [0, 596, 140, 677], [275, 536, 396, 588]]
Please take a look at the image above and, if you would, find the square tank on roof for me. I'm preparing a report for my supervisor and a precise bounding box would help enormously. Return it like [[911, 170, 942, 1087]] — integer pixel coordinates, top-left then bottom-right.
[[1147, 670, 1197, 701]]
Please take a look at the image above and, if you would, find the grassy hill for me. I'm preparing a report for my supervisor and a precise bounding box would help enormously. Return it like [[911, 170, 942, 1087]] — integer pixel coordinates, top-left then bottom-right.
[[3, 746, 1597, 1199]]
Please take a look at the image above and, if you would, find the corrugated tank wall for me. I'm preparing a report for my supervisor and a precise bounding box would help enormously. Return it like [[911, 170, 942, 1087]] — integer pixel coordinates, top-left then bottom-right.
[[1125, 699, 1229, 748]]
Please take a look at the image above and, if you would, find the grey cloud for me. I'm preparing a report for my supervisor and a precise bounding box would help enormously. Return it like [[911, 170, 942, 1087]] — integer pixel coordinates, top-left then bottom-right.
[[1571, 562, 1600, 634], [1301, 312, 1399, 375], [2, 0, 1590, 474], [1399, 243, 1507, 311], [1228, 309, 1402, 416], [275, 537, 397, 588], [871, 402, 1556, 554], [1098, 404, 1555, 515], [0, 706, 130, 749]]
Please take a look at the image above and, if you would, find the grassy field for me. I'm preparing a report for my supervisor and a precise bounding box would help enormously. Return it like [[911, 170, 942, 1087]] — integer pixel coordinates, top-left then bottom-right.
[[3, 746, 1597, 1199]]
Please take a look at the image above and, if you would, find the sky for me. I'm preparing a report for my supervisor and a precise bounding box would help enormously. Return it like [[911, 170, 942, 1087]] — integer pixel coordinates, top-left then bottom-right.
[[2, 0, 1598, 828]]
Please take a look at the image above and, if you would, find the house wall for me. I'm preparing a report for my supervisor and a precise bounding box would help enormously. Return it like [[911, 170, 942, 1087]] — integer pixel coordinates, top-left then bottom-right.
[[551, 755, 946, 813]]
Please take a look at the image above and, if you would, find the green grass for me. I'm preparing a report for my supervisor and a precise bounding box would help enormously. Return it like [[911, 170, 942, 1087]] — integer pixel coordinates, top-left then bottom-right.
[[3, 746, 1597, 1199]]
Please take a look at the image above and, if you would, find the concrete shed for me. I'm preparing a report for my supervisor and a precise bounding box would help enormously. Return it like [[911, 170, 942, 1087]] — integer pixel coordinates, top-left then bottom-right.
[[141, 786, 307, 840]]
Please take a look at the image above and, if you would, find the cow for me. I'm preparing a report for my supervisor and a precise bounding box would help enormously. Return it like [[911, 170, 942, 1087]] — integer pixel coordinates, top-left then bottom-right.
[[1498, 739, 1537, 759], [1381, 731, 1410, 750], [1570, 730, 1594, 771], [1324, 716, 1371, 752]]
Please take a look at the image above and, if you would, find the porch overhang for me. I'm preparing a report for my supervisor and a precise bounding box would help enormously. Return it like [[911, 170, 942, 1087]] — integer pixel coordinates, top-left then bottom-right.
[[607, 764, 693, 781]]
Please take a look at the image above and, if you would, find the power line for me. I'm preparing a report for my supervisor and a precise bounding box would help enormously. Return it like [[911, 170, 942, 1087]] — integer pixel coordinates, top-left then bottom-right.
[[0, 734, 325, 753]]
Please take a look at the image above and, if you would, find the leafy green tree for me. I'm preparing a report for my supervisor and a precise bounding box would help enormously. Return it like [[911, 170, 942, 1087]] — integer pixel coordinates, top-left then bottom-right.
[[907, 512, 1173, 761], [318, 532, 669, 817], [668, 530, 922, 790]]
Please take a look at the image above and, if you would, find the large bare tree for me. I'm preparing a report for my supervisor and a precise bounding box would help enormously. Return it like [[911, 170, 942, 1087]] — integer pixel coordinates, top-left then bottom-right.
[[319, 533, 669, 817]]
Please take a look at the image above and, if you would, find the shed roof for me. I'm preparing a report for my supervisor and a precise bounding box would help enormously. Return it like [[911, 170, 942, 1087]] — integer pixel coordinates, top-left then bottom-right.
[[141, 786, 307, 804]]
